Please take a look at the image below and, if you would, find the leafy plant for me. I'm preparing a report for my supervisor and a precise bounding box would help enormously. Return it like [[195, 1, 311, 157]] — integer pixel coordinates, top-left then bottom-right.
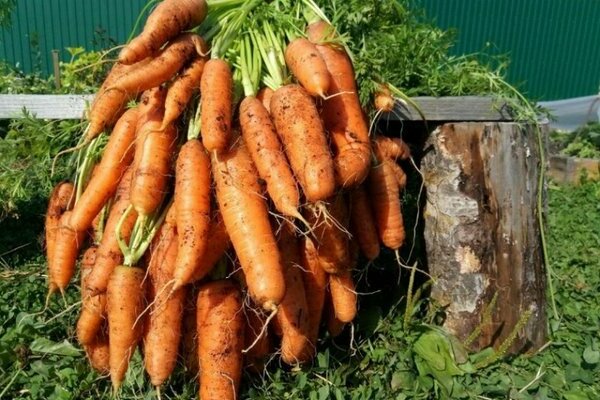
[[551, 122, 600, 159]]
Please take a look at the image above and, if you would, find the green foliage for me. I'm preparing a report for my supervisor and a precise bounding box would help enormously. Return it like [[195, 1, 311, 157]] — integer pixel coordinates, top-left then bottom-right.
[[551, 122, 600, 159], [0, 0, 15, 27]]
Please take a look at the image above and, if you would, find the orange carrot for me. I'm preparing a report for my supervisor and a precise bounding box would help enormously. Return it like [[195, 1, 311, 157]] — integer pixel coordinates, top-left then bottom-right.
[[119, 0, 208, 65], [277, 224, 311, 364], [256, 87, 274, 113], [368, 147, 406, 250], [181, 288, 199, 376], [349, 186, 380, 260], [305, 194, 352, 274], [130, 121, 177, 216], [374, 136, 411, 161], [136, 87, 168, 130], [374, 85, 395, 112], [212, 140, 285, 311], [145, 231, 186, 387], [189, 210, 230, 283], [51, 211, 86, 293], [45, 181, 74, 294], [308, 20, 372, 188], [172, 139, 211, 290], [329, 270, 357, 323], [86, 168, 138, 295], [285, 38, 331, 97], [300, 236, 327, 349], [200, 59, 233, 152], [270, 84, 336, 202], [111, 33, 206, 95], [84, 328, 110, 375], [326, 304, 346, 338], [70, 107, 139, 233], [197, 280, 244, 400], [107, 266, 146, 391], [239, 96, 301, 219], [77, 246, 106, 346], [162, 57, 206, 129]]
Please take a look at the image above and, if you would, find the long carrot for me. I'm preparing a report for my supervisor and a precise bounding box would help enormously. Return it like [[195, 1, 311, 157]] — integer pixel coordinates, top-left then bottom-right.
[[111, 33, 207, 95], [374, 136, 411, 161], [284, 38, 331, 97], [329, 270, 357, 323], [162, 57, 206, 129], [239, 96, 301, 220], [130, 121, 177, 216], [119, 0, 208, 65], [308, 20, 372, 188], [277, 223, 311, 364], [256, 86, 274, 113], [349, 185, 380, 260], [212, 140, 285, 311], [45, 181, 74, 294], [181, 288, 199, 376], [200, 59, 233, 153], [172, 139, 211, 290], [145, 231, 186, 387], [70, 107, 139, 233], [107, 265, 146, 391], [197, 280, 244, 400], [270, 84, 336, 202], [84, 328, 110, 375], [77, 246, 106, 346], [51, 211, 86, 293], [300, 236, 327, 350], [86, 168, 138, 295], [189, 210, 230, 283]]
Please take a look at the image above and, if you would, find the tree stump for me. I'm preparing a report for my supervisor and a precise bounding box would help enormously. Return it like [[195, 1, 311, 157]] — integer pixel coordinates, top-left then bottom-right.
[[422, 122, 547, 353]]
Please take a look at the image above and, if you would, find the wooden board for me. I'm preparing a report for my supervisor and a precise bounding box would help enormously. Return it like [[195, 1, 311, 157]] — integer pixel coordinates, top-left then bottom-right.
[[548, 155, 600, 183], [388, 96, 513, 121], [0, 94, 512, 121], [0, 94, 94, 120], [422, 122, 547, 354]]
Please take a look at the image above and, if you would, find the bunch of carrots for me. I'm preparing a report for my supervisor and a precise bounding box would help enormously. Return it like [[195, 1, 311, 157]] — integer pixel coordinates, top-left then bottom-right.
[[45, 0, 412, 397]]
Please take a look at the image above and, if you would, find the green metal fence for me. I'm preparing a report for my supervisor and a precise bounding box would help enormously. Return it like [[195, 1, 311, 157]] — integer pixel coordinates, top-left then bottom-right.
[[1, 1, 599, 100], [0, 0, 146, 74], [420, 0, 600, 100]]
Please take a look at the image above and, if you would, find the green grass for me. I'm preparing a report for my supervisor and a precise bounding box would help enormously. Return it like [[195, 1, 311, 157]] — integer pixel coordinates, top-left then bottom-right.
[[0, 179, 598, 399]]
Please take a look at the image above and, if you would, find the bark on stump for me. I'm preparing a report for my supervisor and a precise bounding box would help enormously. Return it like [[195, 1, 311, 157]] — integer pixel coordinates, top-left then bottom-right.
[[422, 122, 547, 353]]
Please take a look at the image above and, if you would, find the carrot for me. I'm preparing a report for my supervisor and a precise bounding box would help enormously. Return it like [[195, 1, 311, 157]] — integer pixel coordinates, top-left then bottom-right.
[[200, 59, 233, 153], [189, 210, 230, 283], [86, 168, 138, 295], [162, 57, 206, 129], [50, 211, 86, 292], [70, 107, 139, 233], [77, 247, 106, 346], [45, 181, 74, 293], [270, 84, 336, 202], [308, 21, 372, 188], [277, 223, 311, 364], [130, 121, 177, 216], [329, 270, 357, 323], [212, 140, 285, 311], [326, 305, 346, 338], [300, 236, 327, 348], [111, 33, 206, 95], [119, 0, 208, 65], [374, 136, 411, 161], [368, 146, 406, 250], [172, 139, 211, 290], [374, 85, 395, 112], [145, 232, 186, 387], [349, 186, 380, 260], [305, 194, 352, 274], [84, 328, 110, 375], [136, 87, 168, 130], [107, 265, 146, 391], [244, 304, 271, 373], [197, 280, 244, 400], [86, 62, 139, 141], [256, 87, 274, 113], [239, 96, 301, 219], [284, 38, 331, 97]]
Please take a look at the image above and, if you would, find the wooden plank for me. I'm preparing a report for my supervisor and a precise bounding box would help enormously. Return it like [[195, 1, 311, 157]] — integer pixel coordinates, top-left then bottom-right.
[[0, 94, 94, 119], [549, 155, 600, 183], [388, 96, 513, 121]]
